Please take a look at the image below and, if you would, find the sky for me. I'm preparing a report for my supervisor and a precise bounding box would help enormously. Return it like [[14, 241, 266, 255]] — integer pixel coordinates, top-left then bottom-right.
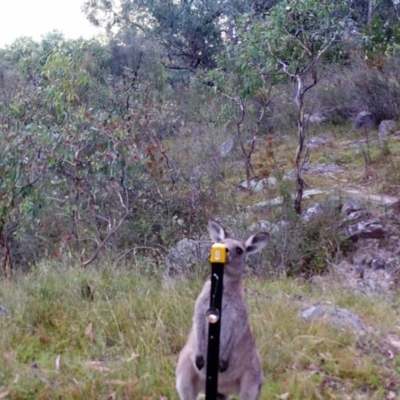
[[0, 0, 102, 48]]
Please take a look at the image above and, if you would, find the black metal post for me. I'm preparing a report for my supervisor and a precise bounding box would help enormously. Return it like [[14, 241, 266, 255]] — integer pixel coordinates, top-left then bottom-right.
[[205, 244, 226, 400]]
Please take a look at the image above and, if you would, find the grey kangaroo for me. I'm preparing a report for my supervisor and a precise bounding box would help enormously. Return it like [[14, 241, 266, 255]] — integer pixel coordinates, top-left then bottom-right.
[[176, 219, 269, 400]]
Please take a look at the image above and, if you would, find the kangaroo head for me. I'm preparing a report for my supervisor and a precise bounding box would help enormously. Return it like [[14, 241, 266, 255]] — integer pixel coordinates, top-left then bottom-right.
[[208, 219, 269, 276]]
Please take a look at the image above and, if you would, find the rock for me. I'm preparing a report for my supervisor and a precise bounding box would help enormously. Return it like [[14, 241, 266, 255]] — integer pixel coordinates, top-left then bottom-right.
[[286, 164, 343, 180], [333, 260, 388, 297], [345, 210, 370, 221], [341, 197, 364, 215], [367, 194, 399, 208], [307, 136, 331, 149], [0, 304, 10, 316], [330, 233, 400, 297], [301, 304, 365, 332], [219, 138, 235, 158], [346, 218, 385, 241], [261, 177, 277, 188], [302, 203, 324, 223], [276, 220, 290, 230], [166, 238, 211, 276], [353, 111, 377, 130], [371, 258, 386, 270], [310, 163, 343, 174], [378, 120, 397, 140], [248, 220, 279, 234], [252, 197, 285, 209], [303, 189, 328, 198], [304, 113, 328, 126], [299, 195, 341, 224], [191, 164, 208, 180], [238, 178, 261, 192], [343, 189, 399, 209], [252, 189, 326, 210], [238, 177, 277, 193]]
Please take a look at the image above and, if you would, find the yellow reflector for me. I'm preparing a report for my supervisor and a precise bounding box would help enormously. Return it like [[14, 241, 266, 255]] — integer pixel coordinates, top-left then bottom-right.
[[210, 243, 227, 263]]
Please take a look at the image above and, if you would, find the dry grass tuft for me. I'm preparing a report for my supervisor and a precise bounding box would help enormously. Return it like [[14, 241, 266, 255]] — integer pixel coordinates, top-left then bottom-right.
[[1, 263, 400, 399]]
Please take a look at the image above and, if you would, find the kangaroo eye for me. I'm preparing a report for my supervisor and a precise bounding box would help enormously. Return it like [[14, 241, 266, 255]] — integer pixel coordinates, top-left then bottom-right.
[[236, 247, 243, 255]]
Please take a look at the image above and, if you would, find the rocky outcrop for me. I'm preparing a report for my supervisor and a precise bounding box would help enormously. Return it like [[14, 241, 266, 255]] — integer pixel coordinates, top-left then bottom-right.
[[345, 218, 385, 241], [166, 238, 211, 276], [304, 113, 328, 126], [378, 120, 397, 140], [353, 111, 377, 130], [301, 304, 366, 332], [0, 304, 10, 316]]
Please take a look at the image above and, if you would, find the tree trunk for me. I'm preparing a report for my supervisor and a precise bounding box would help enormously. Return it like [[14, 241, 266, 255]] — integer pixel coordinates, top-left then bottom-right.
[[0, 227, 13, 280], [368, 0, 375, 23], [294, 75, 306, 215]]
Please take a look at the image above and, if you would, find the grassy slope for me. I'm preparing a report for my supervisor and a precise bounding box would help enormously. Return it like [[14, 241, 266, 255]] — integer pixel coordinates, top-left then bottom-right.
[[1, 263, 400, 399], [2, 126, 400, 399]]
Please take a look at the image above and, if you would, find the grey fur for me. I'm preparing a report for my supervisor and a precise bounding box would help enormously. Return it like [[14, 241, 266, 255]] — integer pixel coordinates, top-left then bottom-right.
[[176, 220, 269, 400]]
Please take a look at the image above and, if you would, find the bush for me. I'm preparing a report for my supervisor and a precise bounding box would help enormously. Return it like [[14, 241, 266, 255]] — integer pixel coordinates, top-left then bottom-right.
[[260, 195, 352, 278], [350, 57, 400, 121]]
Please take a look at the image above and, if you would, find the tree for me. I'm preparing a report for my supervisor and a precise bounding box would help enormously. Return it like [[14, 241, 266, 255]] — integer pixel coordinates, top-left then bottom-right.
[[361, 0, 400, 57], [241, 0, 352, 213], [0, 126, 43, 279], [82, 0, 271, 73], [205, 22, 276, 193]]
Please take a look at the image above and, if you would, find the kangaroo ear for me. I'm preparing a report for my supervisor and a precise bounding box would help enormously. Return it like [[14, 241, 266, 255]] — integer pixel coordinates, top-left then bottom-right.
[[245, 232, 270, 255], [208, 219, 229, 242]]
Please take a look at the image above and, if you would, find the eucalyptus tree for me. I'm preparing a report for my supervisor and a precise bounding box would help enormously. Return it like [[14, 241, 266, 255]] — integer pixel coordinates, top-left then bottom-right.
[[82, 0, 277, 73], [239, 0, 352, 213], [350, 0, 399, 23], [361, 0, 400, 57], [205, 0, 353, 210], [0, 125, 44, 279]]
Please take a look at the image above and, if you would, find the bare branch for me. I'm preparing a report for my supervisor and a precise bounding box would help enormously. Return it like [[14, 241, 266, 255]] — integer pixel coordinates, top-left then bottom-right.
[[82, 208, 131, 267], [81, 178, 131, 267], [278, 60, 296, 78], [160, 62, 197, 74], [283, 27, 312, 56]]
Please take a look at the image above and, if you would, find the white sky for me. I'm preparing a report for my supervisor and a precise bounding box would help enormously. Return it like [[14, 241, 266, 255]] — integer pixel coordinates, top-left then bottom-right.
[[0, 0, 103, 48]]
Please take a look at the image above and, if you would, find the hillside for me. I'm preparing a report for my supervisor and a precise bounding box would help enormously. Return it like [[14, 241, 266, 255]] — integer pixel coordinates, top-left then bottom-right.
[[2, 0, 400, 397], [1, 123, 400, 399]]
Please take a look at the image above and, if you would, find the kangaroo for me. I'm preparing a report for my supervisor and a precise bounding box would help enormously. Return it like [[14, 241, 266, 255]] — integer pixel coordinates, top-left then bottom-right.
[[176, 219, 269, 400]]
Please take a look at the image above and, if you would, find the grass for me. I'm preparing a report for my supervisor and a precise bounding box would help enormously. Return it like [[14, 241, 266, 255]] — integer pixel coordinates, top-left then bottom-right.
[[253, 127, 400, 198], [1, 263, 400, 399], [2, 125, 400, 399]]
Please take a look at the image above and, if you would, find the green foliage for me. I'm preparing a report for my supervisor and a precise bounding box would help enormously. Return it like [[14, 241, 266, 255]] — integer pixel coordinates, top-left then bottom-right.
[[242, 0, 351, 77], [42, 52, 92, 121], [362, 14, 400, 57], [351, 57, 400, 121], [204, 0, 354, 176], [0, 28, 229, 271], [1, 0, 400, 275], [0, 126, 43, 227], [82, 0, 264, 72], [294, 218, 350, 277]]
